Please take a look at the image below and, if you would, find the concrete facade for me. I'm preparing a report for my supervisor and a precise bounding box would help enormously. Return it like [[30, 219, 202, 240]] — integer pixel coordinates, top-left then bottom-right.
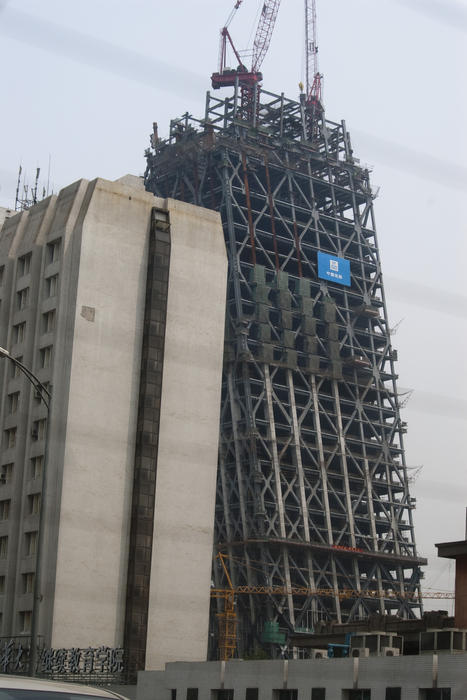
[[0, 176, 227, 671], [137, 656, 467, 700]]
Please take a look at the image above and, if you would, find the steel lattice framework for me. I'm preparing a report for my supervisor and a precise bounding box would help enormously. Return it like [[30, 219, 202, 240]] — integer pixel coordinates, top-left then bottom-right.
[[144, 88, 425, 655]]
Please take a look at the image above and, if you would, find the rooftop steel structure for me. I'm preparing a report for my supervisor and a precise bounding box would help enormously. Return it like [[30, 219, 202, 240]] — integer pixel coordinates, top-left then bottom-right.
[[144, 86, 426, 656]]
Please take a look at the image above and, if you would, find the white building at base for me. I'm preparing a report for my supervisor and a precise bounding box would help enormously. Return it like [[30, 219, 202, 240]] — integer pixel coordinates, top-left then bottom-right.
[[0, 175, 227, 674]]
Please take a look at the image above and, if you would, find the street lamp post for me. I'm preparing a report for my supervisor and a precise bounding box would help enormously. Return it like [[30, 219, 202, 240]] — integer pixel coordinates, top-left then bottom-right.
[[0, 347, 51, 676]]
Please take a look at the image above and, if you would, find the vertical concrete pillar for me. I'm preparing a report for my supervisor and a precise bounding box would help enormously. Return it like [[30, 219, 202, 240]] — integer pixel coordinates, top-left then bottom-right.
[[436, 513, 467, 628]]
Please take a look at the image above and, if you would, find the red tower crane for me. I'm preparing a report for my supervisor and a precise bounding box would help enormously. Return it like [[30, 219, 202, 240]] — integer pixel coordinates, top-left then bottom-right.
[[211, 1, 281, 90]]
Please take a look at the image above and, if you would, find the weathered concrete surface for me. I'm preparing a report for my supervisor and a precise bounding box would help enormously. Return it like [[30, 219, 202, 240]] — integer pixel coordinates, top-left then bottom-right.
[[145, 199, 227, 670], [52, 177, 157, 647], [137, 656, 467, 700]]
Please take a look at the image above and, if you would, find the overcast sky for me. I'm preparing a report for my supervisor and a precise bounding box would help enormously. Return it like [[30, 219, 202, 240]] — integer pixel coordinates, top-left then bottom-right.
[[1, 0, 466, 610]]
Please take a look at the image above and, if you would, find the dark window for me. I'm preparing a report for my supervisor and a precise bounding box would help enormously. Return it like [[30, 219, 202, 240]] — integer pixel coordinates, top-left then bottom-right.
[[246, 690, 258, 700], [171, 691, 177, 700], [385, 689, 401, 700], [312, 690, 325, 700], [0, 499, 10, 520], [4, 428, 16, 449], [1, 463, 14, 484], [8, 392, 19, 414], [17, 253, 31, 277], [25, 531, 37, 556], [420, 691, 451, 700], [42, 309, 56, 334], [45, 273, 59, 298], [273, 692, 298, 700], [187, 690, 198, 700], [46, 238, 61, 264], [22, 572, 34, 594], [13, 322, 26, 344], [212, 692, 234, 700], [27, 493, 41, 515], [344, 692, 371, 700], [16, 287, 29, 310]]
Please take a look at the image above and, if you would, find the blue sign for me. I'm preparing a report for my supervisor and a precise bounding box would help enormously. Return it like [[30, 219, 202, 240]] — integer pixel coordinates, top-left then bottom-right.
[[317, 252, 351, 286]]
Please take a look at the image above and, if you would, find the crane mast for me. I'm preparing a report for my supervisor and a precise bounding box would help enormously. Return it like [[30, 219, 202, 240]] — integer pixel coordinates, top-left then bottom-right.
[[305, 0, 321, 101], [304, 0, 323, 139]]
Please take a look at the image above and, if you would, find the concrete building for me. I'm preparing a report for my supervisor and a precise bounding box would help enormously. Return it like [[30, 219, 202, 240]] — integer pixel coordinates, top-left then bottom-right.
[[138, 655, 467, 700], [0, 175, 227, 675]]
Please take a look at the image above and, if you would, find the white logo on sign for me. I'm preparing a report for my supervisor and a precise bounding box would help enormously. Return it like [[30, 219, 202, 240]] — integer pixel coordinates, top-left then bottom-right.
[[330, 259, 339, 272]]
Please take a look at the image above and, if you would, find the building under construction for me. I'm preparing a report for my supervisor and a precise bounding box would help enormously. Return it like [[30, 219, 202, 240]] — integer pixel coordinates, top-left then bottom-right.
[[144, 85, 426, 657]]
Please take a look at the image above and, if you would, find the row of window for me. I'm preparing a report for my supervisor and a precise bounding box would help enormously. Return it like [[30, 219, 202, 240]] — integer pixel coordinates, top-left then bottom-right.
[[0, 493, 40, 528], [0, 530, 38, 559], [0, 609, 33, 635], [4, 418, 47, 449], [0, 572, 34, 595], [177, 690, 450, 700], [0, 457, 42, 485], [14, 240, 61, 279], [13, 309, 56, 345], [14, 274, 58, 313]]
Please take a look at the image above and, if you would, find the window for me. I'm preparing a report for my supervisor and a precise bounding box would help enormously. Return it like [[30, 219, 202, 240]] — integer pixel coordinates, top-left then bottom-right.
[[187, 690, 198, 700], [11, 356, 22, 378], [212, 693, 234, 700], [0, 266, 4, 286], [25, 531, 37, 556], [13, 322, 26, 344], [19, 610, 32, 633], [42, 309, 56, 334], [171, 691, 177, 700], [34, 381, 50, 405], [343, 692, 371, 700], [420, 691, 451, 700], [39, 346, 52, 369], [22, 572, 34, 594], [273, 692, 298, 700], [312, 690, 326, 700], [16, 287, 29, 310], [1, 463, 13, 484], [46, 238, 61, 264], [30, 456, 43, 480], [31, 418, 46, 441], [0, 536, 8, 558], [4, 428, 16, 449], [246, 691, 259, 700], [17, 253, 31, 277], [45, 273, 59, 298], [28, 493, 41, 516], [0, 576, 5, 594], [8, 392, 19, 414], [385, 690, 401, 700], [0, 500, 10, 520]]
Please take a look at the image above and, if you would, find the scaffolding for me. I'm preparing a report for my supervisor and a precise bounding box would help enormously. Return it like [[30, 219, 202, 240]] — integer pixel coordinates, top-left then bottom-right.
[[144, 87, 425, 656]]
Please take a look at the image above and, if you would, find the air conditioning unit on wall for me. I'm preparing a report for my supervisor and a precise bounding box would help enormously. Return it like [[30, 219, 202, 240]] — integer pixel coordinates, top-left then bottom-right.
[[381, 647, 400, 657], [351, 648, 370, 658], [311, 649, 328, 659]]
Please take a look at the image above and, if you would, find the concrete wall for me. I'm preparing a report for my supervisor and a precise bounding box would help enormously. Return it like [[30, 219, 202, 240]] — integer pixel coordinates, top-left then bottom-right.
[[145, 199, 227, 670], [51, 177, 157, 648], [0, 207, 13, 230], [138, 656, 467, 700]]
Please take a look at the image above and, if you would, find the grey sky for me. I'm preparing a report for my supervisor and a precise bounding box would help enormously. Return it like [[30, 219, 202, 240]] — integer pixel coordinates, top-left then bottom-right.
[[1, 0, 466, 608]]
